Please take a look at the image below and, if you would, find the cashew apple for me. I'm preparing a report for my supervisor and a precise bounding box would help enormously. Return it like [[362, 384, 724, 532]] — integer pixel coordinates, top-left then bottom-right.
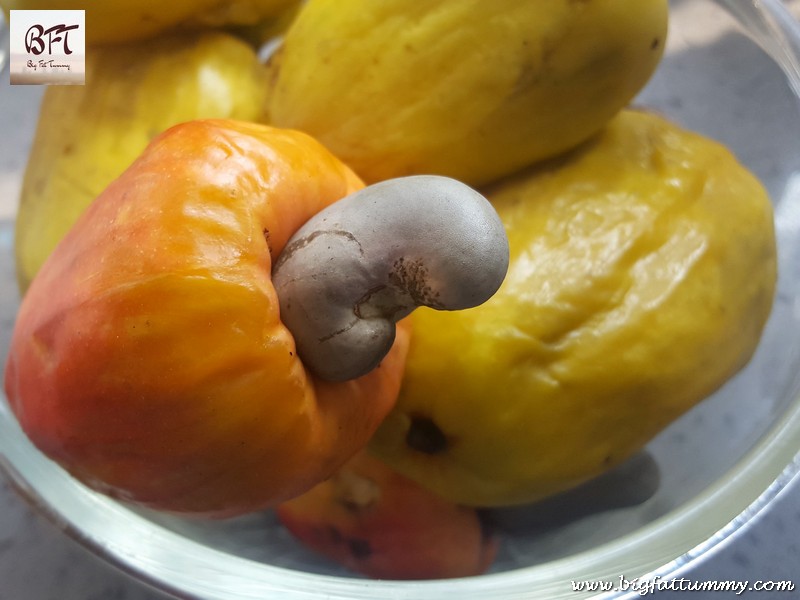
[[369, 110, 778, 507], [266, 0, 668, 186], [277, 451, 499, 579], [5, 120, 411, 518]]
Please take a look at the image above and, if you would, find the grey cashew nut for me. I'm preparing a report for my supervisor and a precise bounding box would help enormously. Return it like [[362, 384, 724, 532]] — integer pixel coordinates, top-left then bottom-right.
[[272, 175, 510, 382]]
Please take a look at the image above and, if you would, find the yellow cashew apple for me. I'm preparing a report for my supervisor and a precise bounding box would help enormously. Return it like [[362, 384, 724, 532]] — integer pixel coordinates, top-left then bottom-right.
[[370, 110, 777, 507], [267, 0, 668, 186]]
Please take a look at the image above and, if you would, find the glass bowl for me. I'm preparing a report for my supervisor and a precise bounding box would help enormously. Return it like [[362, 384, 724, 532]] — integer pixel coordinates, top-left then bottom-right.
[[2, 0, 800, 598]]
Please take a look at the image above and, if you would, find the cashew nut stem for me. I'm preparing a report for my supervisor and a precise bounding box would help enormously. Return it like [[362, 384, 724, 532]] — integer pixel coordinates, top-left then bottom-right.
[[272, 175, 510, 382]]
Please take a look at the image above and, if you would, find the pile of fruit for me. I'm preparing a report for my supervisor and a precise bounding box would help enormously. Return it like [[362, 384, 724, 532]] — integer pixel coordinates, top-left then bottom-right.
[[3, 0, 778, 580]]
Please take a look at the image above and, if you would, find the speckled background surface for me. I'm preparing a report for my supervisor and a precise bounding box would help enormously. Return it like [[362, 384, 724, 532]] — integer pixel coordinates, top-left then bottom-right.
[[1, 2, 800, 599]]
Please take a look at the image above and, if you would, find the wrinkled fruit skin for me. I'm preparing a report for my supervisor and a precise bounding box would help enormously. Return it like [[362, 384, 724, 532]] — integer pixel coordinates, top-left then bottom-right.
[[267, 0, 668, 187], [1, 0, 298, 45], [370, 110, 777, 507], [15, 31, 270, 293], [277, 451, 498, 579], [5, 120, 410, 518]]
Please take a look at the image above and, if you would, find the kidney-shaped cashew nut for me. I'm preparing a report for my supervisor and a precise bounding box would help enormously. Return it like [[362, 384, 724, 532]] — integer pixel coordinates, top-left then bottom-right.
[[272, 175, 510, 381]]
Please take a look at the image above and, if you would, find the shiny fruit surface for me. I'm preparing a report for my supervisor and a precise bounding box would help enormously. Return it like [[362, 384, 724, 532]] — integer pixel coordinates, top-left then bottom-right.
[[5, 120, 410, 518]]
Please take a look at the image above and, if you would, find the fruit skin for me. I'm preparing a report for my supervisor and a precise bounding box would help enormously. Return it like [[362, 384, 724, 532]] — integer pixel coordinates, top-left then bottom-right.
[[266, 0, 668, 187], [1, 0, 298, 46], [14, 31, 270, 294], [277, 451, 498, 580], [370, 110, 777, 507], [4, 120, 410, 518]]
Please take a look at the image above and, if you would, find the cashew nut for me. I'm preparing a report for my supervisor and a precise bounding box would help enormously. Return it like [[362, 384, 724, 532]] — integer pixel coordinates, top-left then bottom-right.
[[272, 175, 510, 381]]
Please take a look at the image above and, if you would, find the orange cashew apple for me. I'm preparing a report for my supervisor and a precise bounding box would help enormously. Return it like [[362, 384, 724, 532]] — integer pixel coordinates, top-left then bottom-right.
[[277, 451, 499, 579], [4, 120, 508, 518]]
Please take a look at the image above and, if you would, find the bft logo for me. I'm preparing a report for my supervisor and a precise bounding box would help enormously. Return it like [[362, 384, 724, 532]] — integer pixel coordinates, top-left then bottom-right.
[[25, 23, 80, 56], [9, 10, 85, 85]]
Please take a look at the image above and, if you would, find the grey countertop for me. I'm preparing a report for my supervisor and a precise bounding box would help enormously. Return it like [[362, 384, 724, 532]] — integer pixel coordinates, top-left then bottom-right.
[[2, 3, 800, 599]]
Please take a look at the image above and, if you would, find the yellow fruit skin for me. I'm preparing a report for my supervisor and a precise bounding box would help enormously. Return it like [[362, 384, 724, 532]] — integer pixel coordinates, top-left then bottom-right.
[[1, 0, 298, 46], [370, 110, 778, 507], [14, 31, 269, 293], [267, 0, 668, 187]]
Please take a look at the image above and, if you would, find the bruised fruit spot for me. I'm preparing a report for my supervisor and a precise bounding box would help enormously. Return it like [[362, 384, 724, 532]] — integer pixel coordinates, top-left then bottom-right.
[[406, 416, 448, 454], [347, 537, 373, 559]]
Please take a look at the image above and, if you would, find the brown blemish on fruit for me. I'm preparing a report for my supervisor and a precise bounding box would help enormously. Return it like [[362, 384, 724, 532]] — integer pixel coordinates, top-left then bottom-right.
[[406, 416, 448, 454], [262, 227, 273, 255], [347, 537, 373, 560]]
